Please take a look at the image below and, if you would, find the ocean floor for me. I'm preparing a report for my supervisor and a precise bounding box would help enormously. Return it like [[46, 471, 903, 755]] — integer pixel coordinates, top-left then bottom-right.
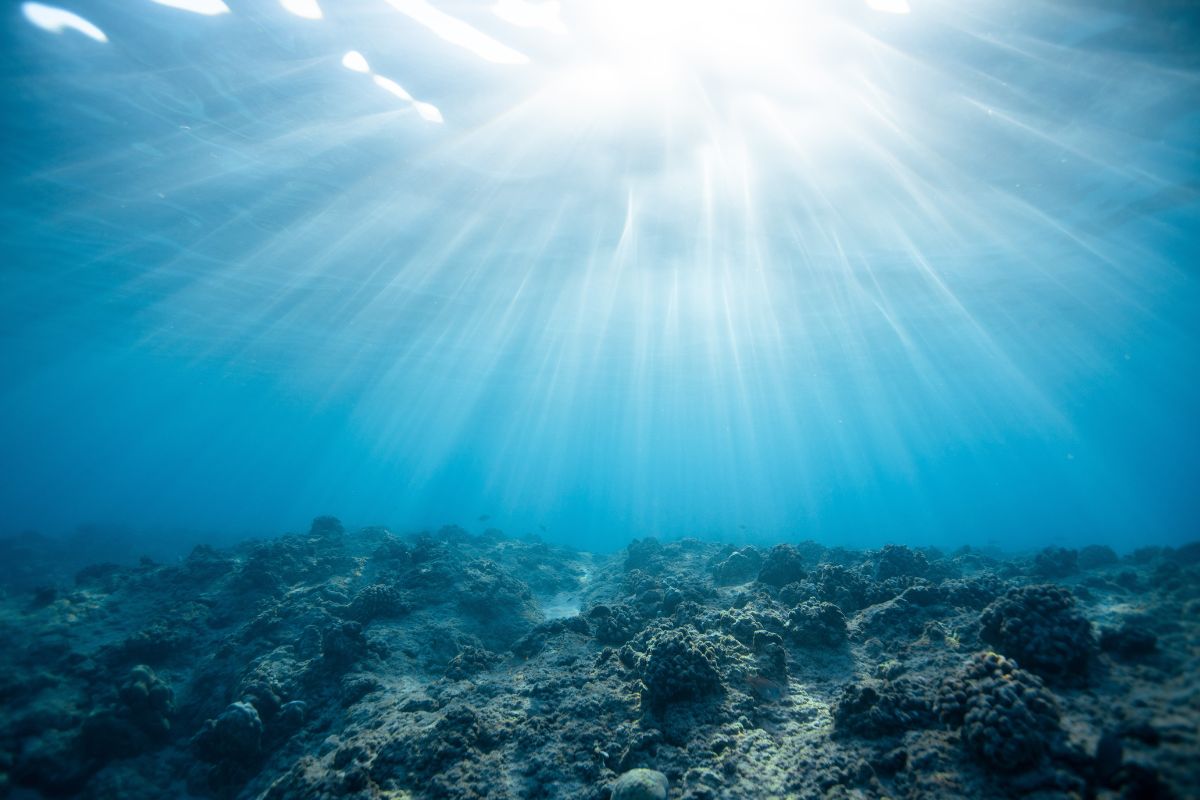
[[1, 519, 1197, 799]]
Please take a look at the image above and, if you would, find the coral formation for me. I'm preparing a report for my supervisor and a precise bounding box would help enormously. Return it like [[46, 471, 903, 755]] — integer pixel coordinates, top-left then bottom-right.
[[79, 665, 174, 759], [937, 652, 1063, 772], [812, 563, 869, 611], [1033, 546, 1079, 578], [713, 547, 762, 586], [873, 544, 930, 581], [192, 701, 263, 765], [588, 603, 644, 646], [756, 544, 806, 587], [445, 645, 497, 680], [979, 584, 1095, 684], [0, 520, 1195, 800], [940, 572, 1006, 610], [833, 677, 935, 738], [344, 583, 408, 623], [785, 600, 848, 647], [638, 627, 723, 709]]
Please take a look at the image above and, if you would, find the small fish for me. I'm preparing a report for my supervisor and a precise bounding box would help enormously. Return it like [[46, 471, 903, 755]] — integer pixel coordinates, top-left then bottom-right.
[[478, 514, 490, 522]]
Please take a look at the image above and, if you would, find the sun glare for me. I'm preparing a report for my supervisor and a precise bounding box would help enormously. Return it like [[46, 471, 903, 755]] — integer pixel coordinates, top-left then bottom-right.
[[570, 0, 829, 96], [21, 2, 108, 42], [544, 0, 873, 128]]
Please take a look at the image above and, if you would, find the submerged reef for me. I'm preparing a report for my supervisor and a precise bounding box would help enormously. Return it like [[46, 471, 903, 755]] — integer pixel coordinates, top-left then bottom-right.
[[979, 584, 1096, 685], [936, 652, 1063, 772], [0, 526, 1197, 799]]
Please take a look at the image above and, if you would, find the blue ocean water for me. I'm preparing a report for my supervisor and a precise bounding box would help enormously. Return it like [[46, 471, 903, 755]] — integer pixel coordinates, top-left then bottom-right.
[[1, 0, 1197, 555]]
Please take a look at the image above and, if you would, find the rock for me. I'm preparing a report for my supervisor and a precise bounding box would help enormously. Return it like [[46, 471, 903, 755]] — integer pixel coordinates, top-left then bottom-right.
[[1114, 570, 1140, 591], [1172, 541, 1200, 565], [240, 681, 281, 722], [625, 538, 665, 573], [445, 645, 497, 680], [589, 604, 643, 646], [340, 674, 383, 707], [344, 583, 408, 623], [110, 622, 190, 666], [937, 652, 1062, 772], [73, 562, 122, 587], [786, 600, 847, 647], [511, 616, 590, 658], [611, 767, 669, 800], [79, 664, 174, 759], [456, 559, 542, 646], [714, 548, 762, 586], [1128, 547, 1161, 565], [940, 573, 1006, 610], [1033, 547, 1079, 578], [321, 621, 368, 671], [1078, 545, 1119, 569], [1, 523, 1195, 800], [979, 584, 1094, 684], [182, 545, 234, 581], [191, 701, 262, 764], [833, 678, 935, 738], [854, 595, 925, 640], [370, 703, 493, 787], [873, 545, 930, 581], [813, 564, 869, 611], [640, 627, 722, 709], [117, 665, 173, 738], [1099, 620, 1158, 658], [11, 728, 88, 795], [371, 537, 411, 562], [277, 700, 306, 729], [757, 545, 806, 587], [309, 516, 345, 539]]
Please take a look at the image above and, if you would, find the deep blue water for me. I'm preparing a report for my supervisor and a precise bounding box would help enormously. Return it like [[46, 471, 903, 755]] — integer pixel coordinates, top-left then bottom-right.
[[1, 0, 1197, 554]]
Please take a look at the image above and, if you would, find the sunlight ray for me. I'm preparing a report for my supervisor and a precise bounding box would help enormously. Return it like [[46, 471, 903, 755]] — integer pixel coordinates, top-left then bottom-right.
[[383, 0, 530, 64]]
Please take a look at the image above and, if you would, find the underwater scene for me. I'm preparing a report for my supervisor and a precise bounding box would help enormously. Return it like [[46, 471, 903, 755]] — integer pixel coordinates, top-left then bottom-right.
[[1, 0, 1198, 797]]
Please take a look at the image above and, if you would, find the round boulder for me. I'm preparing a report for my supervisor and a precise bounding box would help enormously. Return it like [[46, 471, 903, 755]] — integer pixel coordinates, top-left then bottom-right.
[[611, 768, 669, 800]]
